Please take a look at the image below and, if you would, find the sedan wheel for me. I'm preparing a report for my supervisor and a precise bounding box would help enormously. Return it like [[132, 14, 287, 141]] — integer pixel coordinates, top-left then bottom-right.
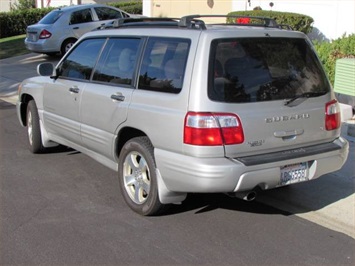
[[61, 39, 76, 56]]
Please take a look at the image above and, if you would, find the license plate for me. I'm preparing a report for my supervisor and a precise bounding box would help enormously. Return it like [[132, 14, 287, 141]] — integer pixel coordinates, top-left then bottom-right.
[[28, 33, 36, 42], [279, 162, 308, 186]]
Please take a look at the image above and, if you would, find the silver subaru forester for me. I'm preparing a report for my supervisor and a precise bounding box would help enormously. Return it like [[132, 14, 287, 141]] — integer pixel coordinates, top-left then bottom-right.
[[17, 15, 349, 215]]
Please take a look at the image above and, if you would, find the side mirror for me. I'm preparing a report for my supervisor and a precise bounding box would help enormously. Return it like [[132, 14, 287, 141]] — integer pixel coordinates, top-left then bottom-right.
[[37, 62, 54, 76]]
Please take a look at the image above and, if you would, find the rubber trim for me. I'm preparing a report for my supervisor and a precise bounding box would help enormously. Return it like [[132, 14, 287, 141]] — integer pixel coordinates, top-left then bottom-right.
[[235, 142, 342, 166]]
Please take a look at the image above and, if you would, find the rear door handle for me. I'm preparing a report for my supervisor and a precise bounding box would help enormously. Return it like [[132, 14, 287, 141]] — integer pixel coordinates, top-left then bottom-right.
[[73, 27, 79, 30], [69, 87, 80, 93], [111, 93, 125, 102]]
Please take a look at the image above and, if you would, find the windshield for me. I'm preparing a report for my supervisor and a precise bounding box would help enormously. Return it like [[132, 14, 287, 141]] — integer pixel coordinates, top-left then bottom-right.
[[208, 38, 330, 103], [38, 10, 63, 24]]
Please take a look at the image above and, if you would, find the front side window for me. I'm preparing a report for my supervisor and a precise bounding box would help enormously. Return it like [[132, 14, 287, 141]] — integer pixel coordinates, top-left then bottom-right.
[[58, 39, 105, 80], [208, 38, 330, 103], [138, 37, 190, 93], [95, 7, 122, 20], [70, 9, 93, 24], [93, 38, 140, 85]]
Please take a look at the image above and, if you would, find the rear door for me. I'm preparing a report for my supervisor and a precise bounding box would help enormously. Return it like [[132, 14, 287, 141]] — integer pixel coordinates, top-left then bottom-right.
[[69, 8, 100, 38], [207, 36, 337, 157], [79, 37, 142, 159]]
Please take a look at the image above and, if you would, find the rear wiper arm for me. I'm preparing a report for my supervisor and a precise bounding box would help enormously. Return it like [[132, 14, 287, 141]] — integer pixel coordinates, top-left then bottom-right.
[[284, 92, 326, 107]]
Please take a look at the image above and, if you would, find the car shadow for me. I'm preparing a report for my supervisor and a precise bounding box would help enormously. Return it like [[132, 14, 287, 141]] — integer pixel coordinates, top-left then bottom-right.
[[162, 193, 291, 216]]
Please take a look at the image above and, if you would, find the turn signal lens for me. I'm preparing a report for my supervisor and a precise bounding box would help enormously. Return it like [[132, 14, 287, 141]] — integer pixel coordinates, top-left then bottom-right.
[[325, 99, 341, 131]]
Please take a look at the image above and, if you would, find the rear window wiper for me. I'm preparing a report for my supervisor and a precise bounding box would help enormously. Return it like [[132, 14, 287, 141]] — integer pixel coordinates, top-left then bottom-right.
[[284, 92, 326, 107]]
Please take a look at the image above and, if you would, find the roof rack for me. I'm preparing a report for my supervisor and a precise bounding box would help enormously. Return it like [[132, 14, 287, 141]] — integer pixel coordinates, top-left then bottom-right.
[[100, 15, 291, 31]]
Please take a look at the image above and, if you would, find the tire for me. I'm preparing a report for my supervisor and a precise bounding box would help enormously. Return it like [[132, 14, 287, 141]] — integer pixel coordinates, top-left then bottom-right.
[[118, 136, 165, 216], [61, 39, 76, 56], [26, 100, 45, 154]]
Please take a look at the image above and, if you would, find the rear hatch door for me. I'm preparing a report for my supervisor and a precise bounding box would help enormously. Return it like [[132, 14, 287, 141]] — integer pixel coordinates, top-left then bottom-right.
[[208, 36, 339, 158]]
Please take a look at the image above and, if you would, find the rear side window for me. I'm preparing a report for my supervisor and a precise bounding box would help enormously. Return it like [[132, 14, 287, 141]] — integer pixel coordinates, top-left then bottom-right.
[[58, 39, 105, 80], [93, 38, 140, 85], [38, 10, 63, 24], [138, 37, 190, 93], [208, 38, 330, 103]]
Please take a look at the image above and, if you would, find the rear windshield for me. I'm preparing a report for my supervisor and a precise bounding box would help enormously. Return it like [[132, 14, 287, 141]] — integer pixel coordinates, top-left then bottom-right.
[[208, 38, 330, 103], [38, 10, 63, 24]]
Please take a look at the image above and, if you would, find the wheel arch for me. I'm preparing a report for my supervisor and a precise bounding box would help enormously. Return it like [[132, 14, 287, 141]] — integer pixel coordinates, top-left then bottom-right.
[[19, 94, 35, 126], [115, 127, 147, 158], [115, 127, 187, 206]]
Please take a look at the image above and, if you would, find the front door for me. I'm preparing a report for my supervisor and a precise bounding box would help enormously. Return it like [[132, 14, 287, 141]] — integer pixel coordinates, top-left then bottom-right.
[[43, 38, 106, 145]]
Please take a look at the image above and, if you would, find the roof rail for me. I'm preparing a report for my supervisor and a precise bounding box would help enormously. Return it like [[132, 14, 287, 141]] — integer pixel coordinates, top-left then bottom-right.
[[99, 15, 290, 31]]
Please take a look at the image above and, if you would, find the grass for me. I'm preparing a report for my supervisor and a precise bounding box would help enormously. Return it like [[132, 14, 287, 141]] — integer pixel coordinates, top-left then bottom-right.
[[0, 35, 31, 60]]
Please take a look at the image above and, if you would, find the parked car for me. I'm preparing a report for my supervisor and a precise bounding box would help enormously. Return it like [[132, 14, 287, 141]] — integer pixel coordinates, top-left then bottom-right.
[[24, 4, 140, 56], [17, 16, 349, 216]]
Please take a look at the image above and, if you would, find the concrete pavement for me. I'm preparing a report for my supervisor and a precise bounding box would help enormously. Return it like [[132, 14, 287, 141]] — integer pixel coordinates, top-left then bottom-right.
[[1, 53, 354, 239]]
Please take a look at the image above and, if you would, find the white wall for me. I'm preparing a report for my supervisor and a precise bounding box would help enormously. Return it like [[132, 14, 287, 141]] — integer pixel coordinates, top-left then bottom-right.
[[234, 0, 355, 41], [143, 0, 355, 41], [0, 0, 19, 11]]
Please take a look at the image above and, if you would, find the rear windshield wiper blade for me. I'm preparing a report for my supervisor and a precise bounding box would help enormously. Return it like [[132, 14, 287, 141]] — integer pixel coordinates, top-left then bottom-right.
[[284, 92, 326, 107]]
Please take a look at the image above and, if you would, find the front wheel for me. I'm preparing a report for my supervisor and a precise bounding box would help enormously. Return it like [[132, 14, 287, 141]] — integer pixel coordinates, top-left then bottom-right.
[[26, 100, 45, 153], [118, 137, 165, 216]]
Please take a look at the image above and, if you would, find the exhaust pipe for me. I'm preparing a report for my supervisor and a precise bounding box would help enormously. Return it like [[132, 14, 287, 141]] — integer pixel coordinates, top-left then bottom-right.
[[227, 191, 257, 201]]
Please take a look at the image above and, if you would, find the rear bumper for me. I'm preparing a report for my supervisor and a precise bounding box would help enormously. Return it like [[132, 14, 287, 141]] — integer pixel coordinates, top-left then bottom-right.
[[155, 137, 349, 193], [25, 39, 59, 53]]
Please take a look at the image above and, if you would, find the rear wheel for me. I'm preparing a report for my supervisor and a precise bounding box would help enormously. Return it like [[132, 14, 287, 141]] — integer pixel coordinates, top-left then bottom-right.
[[61, 38, 76, 56], [26, 100, 45, 153], [118, 136, 165, 216]]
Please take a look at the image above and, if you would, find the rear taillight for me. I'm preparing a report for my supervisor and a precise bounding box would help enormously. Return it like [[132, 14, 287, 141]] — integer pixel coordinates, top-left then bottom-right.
[[39, 29, 52, 39], [184, 112, 244, 146], [325, 99, 341, 131]]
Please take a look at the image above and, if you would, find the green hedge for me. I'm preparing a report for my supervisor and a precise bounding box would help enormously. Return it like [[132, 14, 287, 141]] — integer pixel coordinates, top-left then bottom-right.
[[0, 8, 54, 38], [0, 1, 142, 39], [227, 10, 314, 34], [313, 34, 355, 85], [107, 1, 142, 14]]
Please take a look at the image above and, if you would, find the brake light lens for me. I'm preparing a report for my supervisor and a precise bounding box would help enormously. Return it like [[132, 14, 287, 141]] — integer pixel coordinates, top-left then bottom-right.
[[184, 112, 244, 146], [39, 29, 52, 39], [325, 99, 341, 131]]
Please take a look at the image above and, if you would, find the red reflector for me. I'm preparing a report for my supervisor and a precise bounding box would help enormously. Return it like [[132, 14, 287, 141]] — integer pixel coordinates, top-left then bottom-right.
[[39, 29, 52, 39], [184, 127, 223, 146], [184, 112, 244, 146], [325, 99, 341, 131]]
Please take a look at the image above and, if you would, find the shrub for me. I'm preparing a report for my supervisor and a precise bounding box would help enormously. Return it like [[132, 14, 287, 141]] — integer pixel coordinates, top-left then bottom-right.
[[227, 10, 314, 34], [108, 1, 142, 14], [0, 7, 54, 38], [313, 34, 355, 85]]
